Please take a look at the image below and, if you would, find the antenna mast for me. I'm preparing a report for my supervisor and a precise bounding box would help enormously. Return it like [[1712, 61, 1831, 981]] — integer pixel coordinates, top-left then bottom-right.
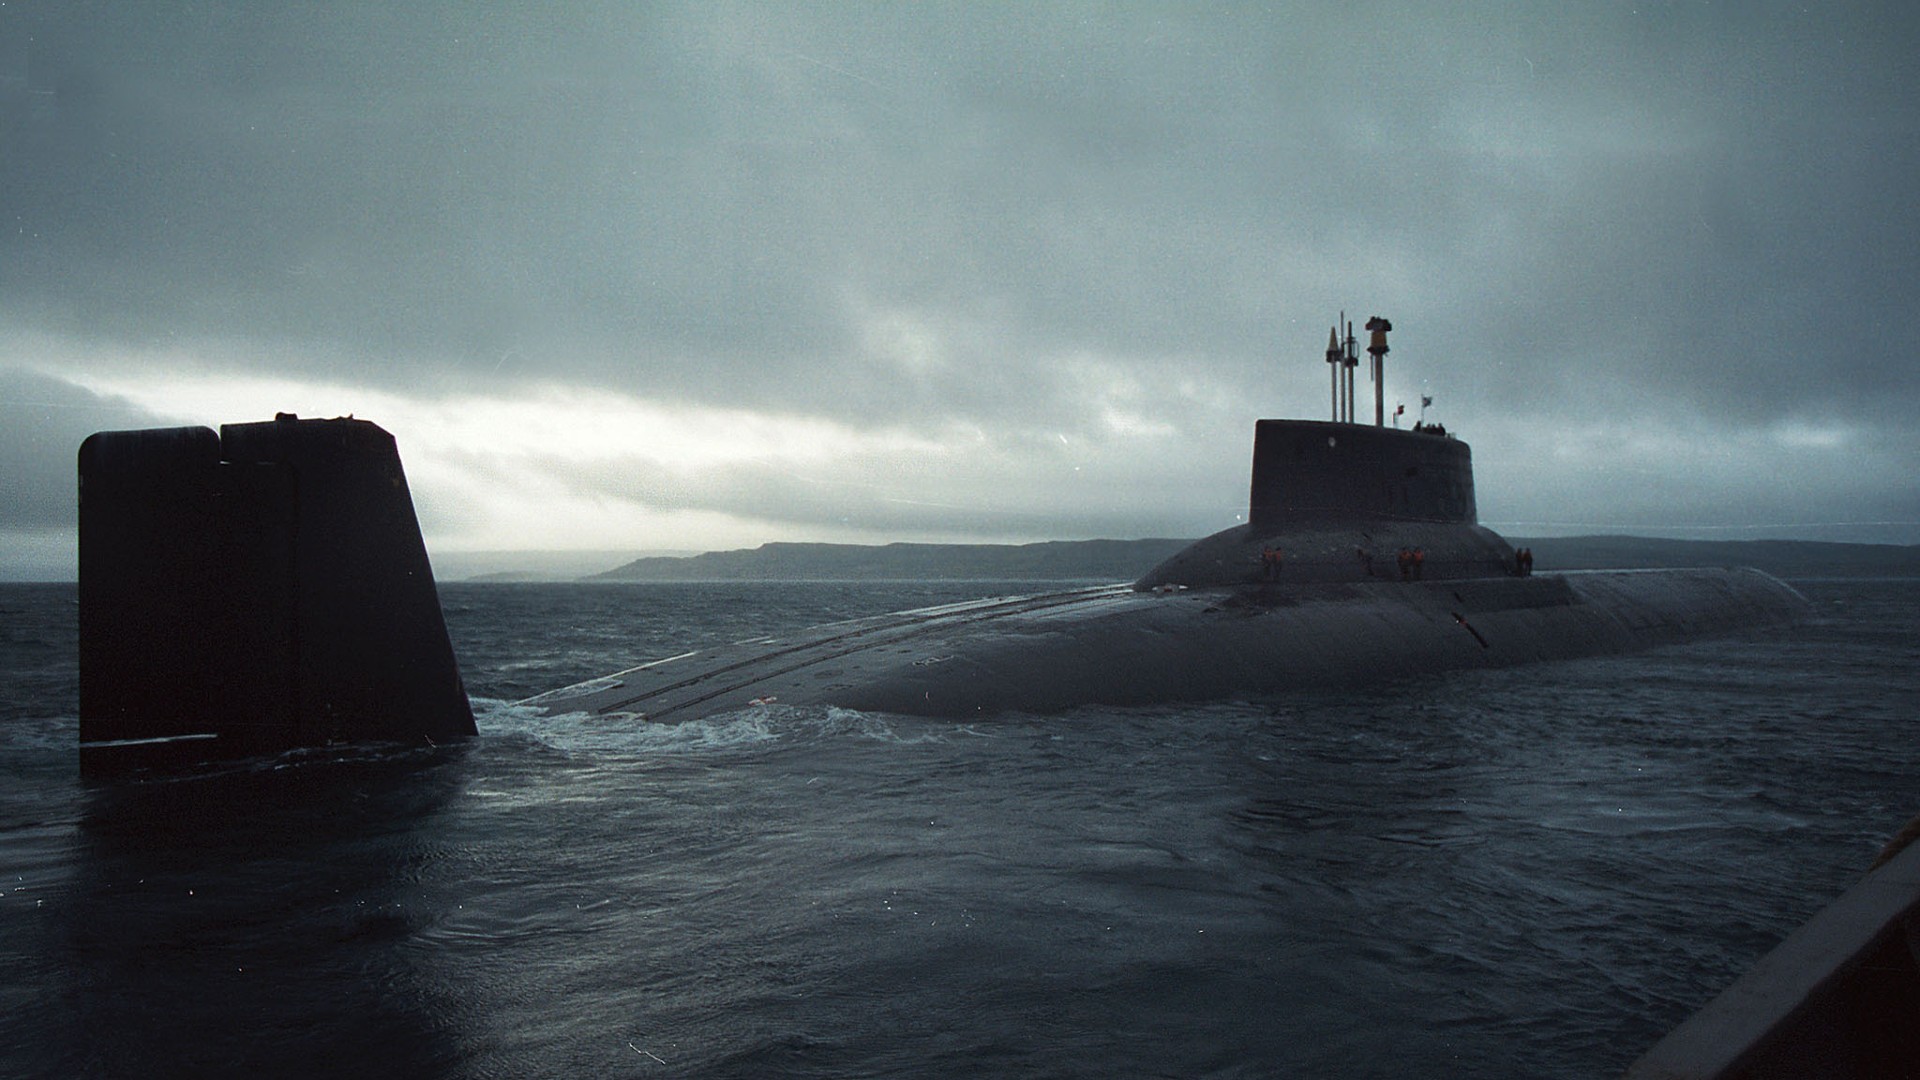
[[1343, 317, 1358, 423], [1365, 316, 1392, 427], [1324, 324, 1342, 422]]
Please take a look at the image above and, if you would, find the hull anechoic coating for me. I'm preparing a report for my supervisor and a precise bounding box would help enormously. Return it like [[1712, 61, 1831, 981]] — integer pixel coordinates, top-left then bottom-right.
[[524, 568, 1809, 723]]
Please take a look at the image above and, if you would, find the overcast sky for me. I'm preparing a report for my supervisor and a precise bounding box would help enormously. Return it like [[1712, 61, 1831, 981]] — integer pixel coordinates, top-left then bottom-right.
[[4, 2, 1916, 578]]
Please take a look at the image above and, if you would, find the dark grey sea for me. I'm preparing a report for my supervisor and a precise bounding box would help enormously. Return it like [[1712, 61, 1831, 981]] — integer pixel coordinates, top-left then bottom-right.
[[2, 577, 1915, 1078]]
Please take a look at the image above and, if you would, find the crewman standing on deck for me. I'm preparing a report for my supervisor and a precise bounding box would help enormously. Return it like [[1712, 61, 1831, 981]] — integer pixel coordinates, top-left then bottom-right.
[[1261, 546, 1284, 581]]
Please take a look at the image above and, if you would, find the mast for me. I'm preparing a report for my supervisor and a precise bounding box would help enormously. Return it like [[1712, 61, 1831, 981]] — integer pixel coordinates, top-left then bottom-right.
[[1365, 315, 1391, 426], [1343, 317, 1359, 423], [1318, 311, 1391, 426], [1325, 325, 1342, 422]]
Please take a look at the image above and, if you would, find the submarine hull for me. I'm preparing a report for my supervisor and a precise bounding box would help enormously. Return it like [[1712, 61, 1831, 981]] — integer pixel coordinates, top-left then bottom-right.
[[524, 568, 1809, 723]]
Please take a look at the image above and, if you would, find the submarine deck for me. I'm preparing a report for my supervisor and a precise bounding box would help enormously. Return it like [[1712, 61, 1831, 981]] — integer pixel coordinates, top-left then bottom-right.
[[521, 568, 1808, 723]]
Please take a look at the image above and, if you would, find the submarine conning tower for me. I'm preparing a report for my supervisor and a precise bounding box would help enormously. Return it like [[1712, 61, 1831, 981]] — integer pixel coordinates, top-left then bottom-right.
[[1136, 316, 1517, 589], [78, 414, 475, 775], [1248, 419, 1476, 529]]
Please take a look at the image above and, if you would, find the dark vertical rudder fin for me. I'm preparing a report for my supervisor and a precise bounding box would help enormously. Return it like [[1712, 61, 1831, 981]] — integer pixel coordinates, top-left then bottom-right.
[[78, 415, 474, 775]]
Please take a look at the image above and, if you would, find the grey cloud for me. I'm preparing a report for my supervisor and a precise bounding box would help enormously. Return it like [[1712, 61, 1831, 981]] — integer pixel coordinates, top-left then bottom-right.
[[0, 370, 170, 528], [3, 3, 1917, 544]]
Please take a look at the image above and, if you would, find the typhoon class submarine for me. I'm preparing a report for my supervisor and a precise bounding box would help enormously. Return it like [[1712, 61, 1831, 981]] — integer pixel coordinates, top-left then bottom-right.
[[75, 316, 1806, 772]]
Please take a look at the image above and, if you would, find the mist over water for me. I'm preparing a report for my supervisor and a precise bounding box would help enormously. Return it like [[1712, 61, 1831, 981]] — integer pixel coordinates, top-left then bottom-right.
[[2, 579, 1915, 1078]]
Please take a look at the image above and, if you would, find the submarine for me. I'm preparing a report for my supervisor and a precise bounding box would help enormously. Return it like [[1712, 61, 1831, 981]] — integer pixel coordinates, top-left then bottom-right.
[[520, 316, 1806, 723], [75, 315, 1805, 768]]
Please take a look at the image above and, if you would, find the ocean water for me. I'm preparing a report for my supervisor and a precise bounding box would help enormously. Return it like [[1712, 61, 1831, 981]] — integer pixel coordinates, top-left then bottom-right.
[[2, 577, 1916, 1078]]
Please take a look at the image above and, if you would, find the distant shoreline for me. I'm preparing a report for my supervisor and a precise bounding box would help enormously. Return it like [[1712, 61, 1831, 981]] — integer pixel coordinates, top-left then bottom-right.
[[566, 536, 1920, 584]]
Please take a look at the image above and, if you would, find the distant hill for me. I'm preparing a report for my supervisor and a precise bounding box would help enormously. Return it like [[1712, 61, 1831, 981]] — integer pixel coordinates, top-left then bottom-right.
[[590, 539, 1192, 582], [586, 535, 1919, 582], [434, 549, 675, 581]]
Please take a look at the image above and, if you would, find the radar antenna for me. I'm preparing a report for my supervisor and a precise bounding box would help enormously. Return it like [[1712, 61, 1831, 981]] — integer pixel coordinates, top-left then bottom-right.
[[1365, 315, 1392, 426]]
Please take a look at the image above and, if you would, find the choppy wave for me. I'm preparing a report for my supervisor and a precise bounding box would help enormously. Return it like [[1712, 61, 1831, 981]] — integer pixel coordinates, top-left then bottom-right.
[[1, 579, 1915, 1079]]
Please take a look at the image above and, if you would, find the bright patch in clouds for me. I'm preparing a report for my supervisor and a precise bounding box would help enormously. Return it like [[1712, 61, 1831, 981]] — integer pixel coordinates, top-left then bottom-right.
[[62, 370, 944, 469], [59, 368, 958, 552], [1769, 420, 1848, 450]]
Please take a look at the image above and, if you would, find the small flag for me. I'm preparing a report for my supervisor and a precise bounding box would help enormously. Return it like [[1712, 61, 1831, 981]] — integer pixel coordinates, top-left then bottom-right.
[[1395, 404, 1405, 416], [1421, 395, 1433, 408]]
